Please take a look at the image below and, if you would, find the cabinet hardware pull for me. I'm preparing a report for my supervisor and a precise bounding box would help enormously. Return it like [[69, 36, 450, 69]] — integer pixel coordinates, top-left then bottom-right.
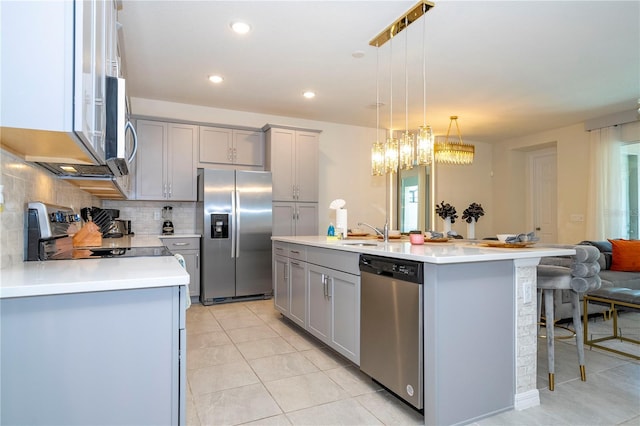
[[291, 261, 300, 267], [196, 253, 199, 268], [290, 250, 299, 254], [172, 242, 188, 246]]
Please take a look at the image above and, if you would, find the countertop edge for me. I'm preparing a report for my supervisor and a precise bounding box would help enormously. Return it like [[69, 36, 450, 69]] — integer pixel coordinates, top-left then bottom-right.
[[271, 236, 576, 263]]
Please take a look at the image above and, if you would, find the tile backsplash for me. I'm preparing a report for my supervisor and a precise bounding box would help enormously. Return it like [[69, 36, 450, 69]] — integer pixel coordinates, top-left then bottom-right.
[[0, 149, 100, 268], [102, 200, 197, 236]]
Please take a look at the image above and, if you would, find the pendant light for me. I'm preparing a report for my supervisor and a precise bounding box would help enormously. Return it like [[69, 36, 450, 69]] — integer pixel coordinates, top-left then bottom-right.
[[385, 31, 398, 174], [415, 2, 433, 166], [371, 43, 385, 176], [399, 16, 414, 171], [369, 0, 435, 176], [434, 116, 475, 165]]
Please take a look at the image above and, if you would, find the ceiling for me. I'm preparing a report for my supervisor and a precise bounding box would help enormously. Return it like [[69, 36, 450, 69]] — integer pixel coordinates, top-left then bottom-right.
[[118, 0, 640, 144]]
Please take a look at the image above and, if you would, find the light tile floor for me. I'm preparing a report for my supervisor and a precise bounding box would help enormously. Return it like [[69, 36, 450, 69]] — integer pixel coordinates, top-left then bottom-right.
[[186, 300, 640, 426]]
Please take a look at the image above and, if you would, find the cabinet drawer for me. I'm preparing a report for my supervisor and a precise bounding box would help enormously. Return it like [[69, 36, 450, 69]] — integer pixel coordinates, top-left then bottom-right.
[[288, 244, 307, 261], [161, 237, 200, 251], [307, 246, 359, 275], [273, 242, 288, 256]]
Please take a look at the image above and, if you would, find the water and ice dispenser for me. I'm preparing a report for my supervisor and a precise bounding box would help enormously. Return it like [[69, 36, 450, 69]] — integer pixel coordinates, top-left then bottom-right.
[[211, 214, 229, 239]]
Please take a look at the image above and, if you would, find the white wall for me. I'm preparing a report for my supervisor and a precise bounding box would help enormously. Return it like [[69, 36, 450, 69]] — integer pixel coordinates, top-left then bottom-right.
[[492, 122, 630, 244], [131, 97, 494, 237], [435, 140, 494, 238], [132, 98, 386, 231]]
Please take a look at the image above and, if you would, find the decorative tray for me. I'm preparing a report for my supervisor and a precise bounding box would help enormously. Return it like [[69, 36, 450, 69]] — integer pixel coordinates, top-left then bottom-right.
[[377, 235, 403, 240], [424, 238, 449, 243], [347, 232, 370, 237], [480, 241, 536, 248]]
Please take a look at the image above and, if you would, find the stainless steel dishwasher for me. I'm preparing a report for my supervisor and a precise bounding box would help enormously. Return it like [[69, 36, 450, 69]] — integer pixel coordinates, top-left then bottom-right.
[[359, 254, 424, 410]]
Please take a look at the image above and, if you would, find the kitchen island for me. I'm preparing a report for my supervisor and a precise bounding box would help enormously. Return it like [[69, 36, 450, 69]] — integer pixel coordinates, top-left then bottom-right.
[[0, 236, 189, 426], [272, 236, 574, 425]]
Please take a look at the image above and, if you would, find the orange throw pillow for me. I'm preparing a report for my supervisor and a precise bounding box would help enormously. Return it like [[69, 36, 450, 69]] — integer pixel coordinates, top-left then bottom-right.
[[608, 239, 640, 272]]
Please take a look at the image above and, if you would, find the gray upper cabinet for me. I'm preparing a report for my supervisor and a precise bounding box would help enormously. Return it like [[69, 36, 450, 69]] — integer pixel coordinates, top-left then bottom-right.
[[135, 120, 198, 201], [265, 126, 320, 202], [198, 126, 264, 167]]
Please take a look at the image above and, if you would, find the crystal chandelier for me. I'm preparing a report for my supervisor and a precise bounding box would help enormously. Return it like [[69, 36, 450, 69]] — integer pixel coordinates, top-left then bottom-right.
[[434, 116, 475, 165], [369, 1, 435, 176]]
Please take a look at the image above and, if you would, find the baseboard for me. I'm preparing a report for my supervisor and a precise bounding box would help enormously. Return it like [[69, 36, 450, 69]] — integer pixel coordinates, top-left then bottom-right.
[[514, 389, 540, 411]]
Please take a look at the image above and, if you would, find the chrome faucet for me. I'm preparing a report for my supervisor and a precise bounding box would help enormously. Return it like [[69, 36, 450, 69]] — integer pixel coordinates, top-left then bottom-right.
[[358, 221, 389, 242]]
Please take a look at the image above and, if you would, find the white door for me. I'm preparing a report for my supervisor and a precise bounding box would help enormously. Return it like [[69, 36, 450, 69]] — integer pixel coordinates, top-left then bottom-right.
[[529, 148, 557, 243]]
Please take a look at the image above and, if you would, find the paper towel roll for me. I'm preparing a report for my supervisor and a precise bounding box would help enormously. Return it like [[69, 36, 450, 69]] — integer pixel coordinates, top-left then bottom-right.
[[336, 209, 348, 238]]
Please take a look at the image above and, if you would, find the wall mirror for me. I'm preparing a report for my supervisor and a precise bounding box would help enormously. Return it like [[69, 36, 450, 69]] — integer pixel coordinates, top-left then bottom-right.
[[398, 165, 432, 232]]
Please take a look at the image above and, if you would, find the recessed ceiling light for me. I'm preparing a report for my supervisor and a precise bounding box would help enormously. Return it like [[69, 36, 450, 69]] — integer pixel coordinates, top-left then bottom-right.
[[352, 50, 365, 59], [208, 75, 224, 84], [303, 91, 316, 99], [230, 21, 251, 34]]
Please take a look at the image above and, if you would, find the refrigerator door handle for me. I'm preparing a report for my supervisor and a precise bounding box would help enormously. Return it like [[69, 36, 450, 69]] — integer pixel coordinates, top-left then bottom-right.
[[235, 190, 240, 258], [230, 189, 236, 258]]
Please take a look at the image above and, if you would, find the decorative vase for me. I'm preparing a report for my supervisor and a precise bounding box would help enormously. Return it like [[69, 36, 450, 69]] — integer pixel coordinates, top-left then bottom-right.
[[443, 216, 452, 234], [467, 218, 476, 240]]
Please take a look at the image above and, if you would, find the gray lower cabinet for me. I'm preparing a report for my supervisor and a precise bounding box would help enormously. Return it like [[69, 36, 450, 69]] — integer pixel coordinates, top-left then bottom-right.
[[307, 263, 360, 364], [0, 286, 187, 426], [273, 242, 359, 365], [273, 243, 307, 329], [274, 253, 290, 316], [161, 237, 201, 299], [289, 259, 307, 328]]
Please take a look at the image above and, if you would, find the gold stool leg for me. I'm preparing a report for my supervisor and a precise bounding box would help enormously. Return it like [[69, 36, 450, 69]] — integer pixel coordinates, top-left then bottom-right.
[[549, 373, 555, 391], [580, 365, 586, 381]]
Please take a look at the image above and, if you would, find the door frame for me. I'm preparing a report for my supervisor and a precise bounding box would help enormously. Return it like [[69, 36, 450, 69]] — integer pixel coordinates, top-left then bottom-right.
[[526, 146, 558, 243]]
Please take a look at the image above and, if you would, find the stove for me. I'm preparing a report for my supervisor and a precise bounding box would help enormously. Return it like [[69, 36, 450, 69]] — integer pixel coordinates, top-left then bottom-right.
[[25, 202, 171, 261], [49, 246, 172, 260]]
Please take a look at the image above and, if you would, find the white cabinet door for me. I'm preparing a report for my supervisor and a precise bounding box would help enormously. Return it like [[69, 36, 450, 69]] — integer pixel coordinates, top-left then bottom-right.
[[274, 254, 290, 316], [199, 126, 233, 165], [136, 120, 197, 201], [289, 260, 307, 328], [167, 123, 197, 201], [307, 265, 331, 343], [295, 203, 318, 236], [295, 131, 319, 202], [199, 127, 263, 167], [268, 128, 296, 201], [234, 130, 264, 166], [330, 270, 360, 363], [135, 120, 166, 200], [272, 203, 296, 236], [181, 251, 200, 297]]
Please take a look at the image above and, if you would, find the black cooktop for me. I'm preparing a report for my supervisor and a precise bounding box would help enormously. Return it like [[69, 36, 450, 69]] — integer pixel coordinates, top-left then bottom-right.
[[49, 246, 173, 260]]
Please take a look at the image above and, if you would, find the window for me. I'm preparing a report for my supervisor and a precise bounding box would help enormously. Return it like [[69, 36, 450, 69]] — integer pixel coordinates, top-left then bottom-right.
[[622, 142, 640, 239]]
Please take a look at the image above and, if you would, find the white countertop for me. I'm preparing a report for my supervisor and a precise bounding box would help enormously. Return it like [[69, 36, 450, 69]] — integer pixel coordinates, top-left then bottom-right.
[[1, 234, 191, 299], [272, 236, 575, 264]]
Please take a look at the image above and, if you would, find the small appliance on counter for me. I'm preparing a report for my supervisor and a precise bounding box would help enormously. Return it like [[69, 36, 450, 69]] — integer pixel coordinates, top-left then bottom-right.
[[162, 205, 174, 235], [80, 206, 125, 238]]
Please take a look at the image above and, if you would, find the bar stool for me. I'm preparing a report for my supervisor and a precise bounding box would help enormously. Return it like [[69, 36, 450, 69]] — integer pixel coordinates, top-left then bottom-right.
[[537, 245, 601, 390]]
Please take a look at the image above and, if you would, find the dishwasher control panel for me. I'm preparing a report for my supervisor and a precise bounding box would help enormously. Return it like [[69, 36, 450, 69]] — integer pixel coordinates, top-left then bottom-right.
[[359, 254, 423, 284]]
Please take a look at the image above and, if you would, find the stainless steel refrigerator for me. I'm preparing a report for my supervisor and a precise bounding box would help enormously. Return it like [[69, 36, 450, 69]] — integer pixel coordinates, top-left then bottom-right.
[[197, 169, 273, 304]]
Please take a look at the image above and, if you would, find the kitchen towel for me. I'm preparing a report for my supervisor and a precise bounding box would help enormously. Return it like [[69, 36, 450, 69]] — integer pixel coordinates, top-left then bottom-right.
[[336, 208, 348, 239]]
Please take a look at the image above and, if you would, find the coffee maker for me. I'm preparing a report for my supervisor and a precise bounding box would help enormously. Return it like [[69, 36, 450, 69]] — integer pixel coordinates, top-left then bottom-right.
[[162, 206, 174, 235]]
